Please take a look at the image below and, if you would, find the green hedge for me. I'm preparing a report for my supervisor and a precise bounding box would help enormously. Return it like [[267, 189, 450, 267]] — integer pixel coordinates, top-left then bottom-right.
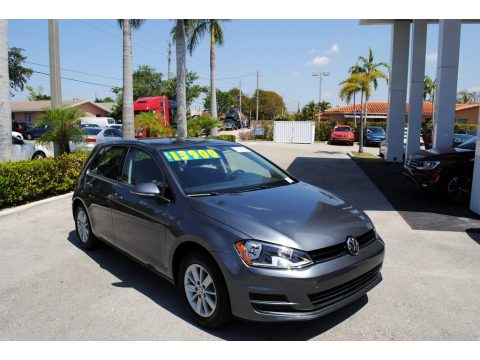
[[207, 134, 236, 142], [0, 152, 89, 209]]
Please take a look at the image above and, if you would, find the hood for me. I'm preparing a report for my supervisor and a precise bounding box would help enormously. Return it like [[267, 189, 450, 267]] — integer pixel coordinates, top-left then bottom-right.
[[189, 182, 373, 251], [412, 146, 474, 159]]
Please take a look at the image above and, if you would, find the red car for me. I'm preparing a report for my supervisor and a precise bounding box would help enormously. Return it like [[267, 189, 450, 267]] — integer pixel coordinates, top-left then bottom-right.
[[330, 125, 355, 145]]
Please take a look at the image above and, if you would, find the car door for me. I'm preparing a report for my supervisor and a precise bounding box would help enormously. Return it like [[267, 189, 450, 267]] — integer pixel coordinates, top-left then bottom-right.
[[85, 145, 127, 242], [109, 147, 170, 273]]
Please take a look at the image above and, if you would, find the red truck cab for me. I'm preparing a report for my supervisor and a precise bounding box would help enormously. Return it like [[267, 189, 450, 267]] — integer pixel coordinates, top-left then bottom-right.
[[134, 96, 171, 138]]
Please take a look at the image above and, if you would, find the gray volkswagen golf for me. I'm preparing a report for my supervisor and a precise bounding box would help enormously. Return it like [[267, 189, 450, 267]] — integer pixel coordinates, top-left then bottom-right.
[[72, 138, 384, 328]]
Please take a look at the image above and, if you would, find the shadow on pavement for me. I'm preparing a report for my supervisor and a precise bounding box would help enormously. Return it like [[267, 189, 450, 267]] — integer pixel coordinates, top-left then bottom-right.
[[466, 229, 480, 245], [353, 159, 480, 232], [67, 231, 368, 340]]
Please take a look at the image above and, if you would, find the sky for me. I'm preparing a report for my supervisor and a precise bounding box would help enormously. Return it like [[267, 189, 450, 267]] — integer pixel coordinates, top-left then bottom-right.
[[7, 19, 480, 113]]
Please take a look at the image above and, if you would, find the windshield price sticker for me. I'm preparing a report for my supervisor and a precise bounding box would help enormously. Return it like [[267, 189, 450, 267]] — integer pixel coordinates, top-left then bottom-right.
[[163, 149, 222, 162]]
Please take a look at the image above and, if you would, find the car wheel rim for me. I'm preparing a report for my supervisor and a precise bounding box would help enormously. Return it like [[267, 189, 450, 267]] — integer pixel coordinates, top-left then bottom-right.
[[447, 176, 472, 201], [184, 264, 217, 318], [76, 209, 90, 243]]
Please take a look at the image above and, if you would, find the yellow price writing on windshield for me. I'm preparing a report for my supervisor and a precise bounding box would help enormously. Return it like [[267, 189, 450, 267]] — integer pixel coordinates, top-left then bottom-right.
[[163, 149, 222, 162]]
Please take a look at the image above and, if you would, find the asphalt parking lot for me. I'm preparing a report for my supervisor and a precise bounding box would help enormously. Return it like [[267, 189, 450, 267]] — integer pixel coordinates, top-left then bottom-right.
[[1, 141, 479, 340]]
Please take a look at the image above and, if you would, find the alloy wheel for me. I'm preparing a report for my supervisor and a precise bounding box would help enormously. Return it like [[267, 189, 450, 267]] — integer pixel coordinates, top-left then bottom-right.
[[76, 209, 90, 243], [447, 175, 472, 202], [184, 264, 217, 318]]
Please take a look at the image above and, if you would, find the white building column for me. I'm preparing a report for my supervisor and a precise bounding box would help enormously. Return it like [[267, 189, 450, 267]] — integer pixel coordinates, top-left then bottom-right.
[[432, 20, 461, 148], [470, 111, 480, 215], [386, 20, 410, 162], [405, 20, 427, 161]]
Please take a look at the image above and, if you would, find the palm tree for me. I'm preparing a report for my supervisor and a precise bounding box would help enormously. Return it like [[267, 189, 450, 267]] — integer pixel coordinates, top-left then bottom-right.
[[339, 73, 371, 152], [356, 48, 389, 150], [423, 75, 436, 101], [118, 19, 145, 140], [173, 20, 188, 138], [186, 20, 231, 120], [348, 64, 364, 127], [0, 19, 12, 163]]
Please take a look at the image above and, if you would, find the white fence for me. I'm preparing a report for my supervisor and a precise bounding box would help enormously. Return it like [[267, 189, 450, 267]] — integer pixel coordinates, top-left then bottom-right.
[[273, 121, 315, 144]]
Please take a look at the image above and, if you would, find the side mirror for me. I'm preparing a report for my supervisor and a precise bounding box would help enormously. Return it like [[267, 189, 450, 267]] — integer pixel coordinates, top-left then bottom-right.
[[131, 182, 170, 203]]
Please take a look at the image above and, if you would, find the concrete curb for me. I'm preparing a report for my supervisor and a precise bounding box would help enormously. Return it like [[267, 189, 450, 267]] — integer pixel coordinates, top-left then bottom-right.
[[0, 192, 73, 217]]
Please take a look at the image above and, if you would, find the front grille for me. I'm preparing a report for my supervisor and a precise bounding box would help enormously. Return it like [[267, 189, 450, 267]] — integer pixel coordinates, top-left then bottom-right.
[[308, 265, 382, 307], [308, 229, 376, 263], [249, 293, 288, 302]]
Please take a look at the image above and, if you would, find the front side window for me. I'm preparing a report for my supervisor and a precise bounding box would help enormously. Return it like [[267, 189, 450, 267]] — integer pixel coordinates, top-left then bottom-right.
[[162, 145, 296, 195], [122, 148, 164, 186], [457, 137, 477, 150], [89, 146, 126, 180]]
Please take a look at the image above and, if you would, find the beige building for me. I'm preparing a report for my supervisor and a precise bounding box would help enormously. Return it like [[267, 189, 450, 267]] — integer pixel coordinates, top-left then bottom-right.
[[321, 101, 479, 125], [11, 99, 112, 125]]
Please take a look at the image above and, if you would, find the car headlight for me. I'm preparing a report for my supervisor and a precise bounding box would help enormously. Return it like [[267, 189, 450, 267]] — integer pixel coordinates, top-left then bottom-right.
[[234, 240, 313, 269], [415, 161, 440, 169]]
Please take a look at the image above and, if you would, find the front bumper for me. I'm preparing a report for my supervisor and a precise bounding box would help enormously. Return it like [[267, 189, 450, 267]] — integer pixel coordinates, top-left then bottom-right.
[[218, 237, 385, 322], [331, 137, 354, 143], [403, 164, 440, 190]]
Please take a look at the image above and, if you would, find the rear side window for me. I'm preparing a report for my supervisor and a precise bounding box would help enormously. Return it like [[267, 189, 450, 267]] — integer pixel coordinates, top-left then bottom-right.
[[108, 118, 115, 124], [83, 128, 102, 136], [121, 148, 164, 186], [89, 146, 126, 180]]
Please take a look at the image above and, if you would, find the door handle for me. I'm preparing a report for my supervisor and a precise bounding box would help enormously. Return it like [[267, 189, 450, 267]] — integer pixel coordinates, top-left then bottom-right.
[[107, 192, 123, 200]]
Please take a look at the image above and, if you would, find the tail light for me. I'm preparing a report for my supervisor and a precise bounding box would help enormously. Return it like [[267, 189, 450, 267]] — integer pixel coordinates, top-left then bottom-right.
[[85, 138, 96, 143]]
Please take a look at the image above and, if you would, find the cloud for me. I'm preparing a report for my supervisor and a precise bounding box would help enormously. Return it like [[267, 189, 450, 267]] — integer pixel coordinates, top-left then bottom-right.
[[467, 86, 480, 92], [426, 52, 437, 62], [327, 43, 340, 53], [307, 56, 330, 66]]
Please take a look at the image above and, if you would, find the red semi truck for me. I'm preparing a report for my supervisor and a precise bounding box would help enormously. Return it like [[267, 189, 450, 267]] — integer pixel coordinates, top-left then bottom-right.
[[134, 96, 177, 138]]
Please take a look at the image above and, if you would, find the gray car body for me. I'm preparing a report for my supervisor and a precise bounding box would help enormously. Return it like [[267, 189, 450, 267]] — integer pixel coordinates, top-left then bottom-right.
[[72, 138, 384, 322]]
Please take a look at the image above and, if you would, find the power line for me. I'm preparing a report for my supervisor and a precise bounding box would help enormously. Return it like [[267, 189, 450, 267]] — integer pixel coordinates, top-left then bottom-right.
[[32, 70, 117, 88], [25, 61, 122, 81]]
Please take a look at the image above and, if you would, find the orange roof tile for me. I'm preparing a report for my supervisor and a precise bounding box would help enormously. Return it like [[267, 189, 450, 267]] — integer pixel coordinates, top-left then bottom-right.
[[322, 101, 479, 116]]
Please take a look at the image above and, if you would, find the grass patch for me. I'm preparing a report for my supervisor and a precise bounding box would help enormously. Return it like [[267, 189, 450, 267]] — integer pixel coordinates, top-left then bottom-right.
[[349, 151, 382, 161]]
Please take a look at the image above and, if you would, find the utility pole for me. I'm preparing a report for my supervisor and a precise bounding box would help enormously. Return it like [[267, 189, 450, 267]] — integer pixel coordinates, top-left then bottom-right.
[[48, 19, 62, 108], [239, 80, 242, 115], [167, 41, 172, 80], [48, 19, 62, 157], [256, 71, 259, 122], [312, 72, 330, 122]]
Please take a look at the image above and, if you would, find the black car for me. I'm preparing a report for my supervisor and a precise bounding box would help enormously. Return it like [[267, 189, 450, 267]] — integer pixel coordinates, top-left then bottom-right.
[[25, 125, 50, 140], [404, 136, 476, 203], [72, 139, 384, 328]]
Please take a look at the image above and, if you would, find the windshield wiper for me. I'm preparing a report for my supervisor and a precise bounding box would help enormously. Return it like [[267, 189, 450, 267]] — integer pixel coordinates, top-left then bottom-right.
[[188, 192, 220, 197]]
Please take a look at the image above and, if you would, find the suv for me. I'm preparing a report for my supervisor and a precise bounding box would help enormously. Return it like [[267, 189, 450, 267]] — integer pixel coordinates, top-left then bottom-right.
[[330, 125, 355, 145], [404, 136, 476, 202]]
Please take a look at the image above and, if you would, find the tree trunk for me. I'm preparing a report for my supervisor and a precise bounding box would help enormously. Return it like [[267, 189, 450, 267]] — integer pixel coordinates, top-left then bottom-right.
[[0, 20, 12, 163], [209, 23, 218, 136], [175, 20, 187, 138], [122, 20, 135, 140], [358, 91, 364, 153], [353, 92, 357, 127]]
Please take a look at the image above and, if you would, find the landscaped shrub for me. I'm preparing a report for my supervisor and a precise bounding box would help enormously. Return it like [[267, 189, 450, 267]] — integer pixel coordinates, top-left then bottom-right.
[[208, 135, 236, 142], [238, 130, 253, 140], [0, 152, 89, 208], [454, 123, 477, 133], [315, 121, 334, 141], [187, 116, 223, 137]]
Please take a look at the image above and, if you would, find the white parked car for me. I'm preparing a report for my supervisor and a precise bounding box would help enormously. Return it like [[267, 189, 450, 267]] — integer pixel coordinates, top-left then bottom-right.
[[71, 127, 123, 152], [11, 132, 50, 161], [379, 128, 425, 159]]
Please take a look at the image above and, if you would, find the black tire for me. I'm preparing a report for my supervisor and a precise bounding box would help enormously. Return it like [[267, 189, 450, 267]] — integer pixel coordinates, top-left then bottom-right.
[[74, 205, 99, 250], [178, 251, 231, 329], [31, 151, 46, 160], [442, 172, 472, 204], [26, 133, 33, 140]]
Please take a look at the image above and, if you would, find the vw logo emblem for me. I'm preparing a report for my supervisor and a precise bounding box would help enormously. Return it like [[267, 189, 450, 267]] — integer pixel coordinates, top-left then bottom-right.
[[346, 236, 359, 256]]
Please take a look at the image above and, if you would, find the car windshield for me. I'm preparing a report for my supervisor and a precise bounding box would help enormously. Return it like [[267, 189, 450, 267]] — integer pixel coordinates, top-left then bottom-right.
[[83, 128, 102, 136], [454, 134, 473, 142], [162, 145, 296, 195], [367, 127, 384, 133], [457, 136, 477, 150], [334, 127, 350, 132]]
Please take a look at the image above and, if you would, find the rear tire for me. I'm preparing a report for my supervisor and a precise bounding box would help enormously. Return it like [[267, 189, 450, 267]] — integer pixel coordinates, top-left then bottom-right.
[[178, 251, 231, 329], [31, 151, 46, 160], [26, 133, 33, 140], [74, 205, 99, 250]]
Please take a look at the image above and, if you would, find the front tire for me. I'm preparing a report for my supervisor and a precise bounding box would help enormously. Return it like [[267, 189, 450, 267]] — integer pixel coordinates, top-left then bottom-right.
[[74, 206, 98, 249], [443, 173, 472, 204], [178, 251, 231, 329], [31, 151, 46, 160]]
